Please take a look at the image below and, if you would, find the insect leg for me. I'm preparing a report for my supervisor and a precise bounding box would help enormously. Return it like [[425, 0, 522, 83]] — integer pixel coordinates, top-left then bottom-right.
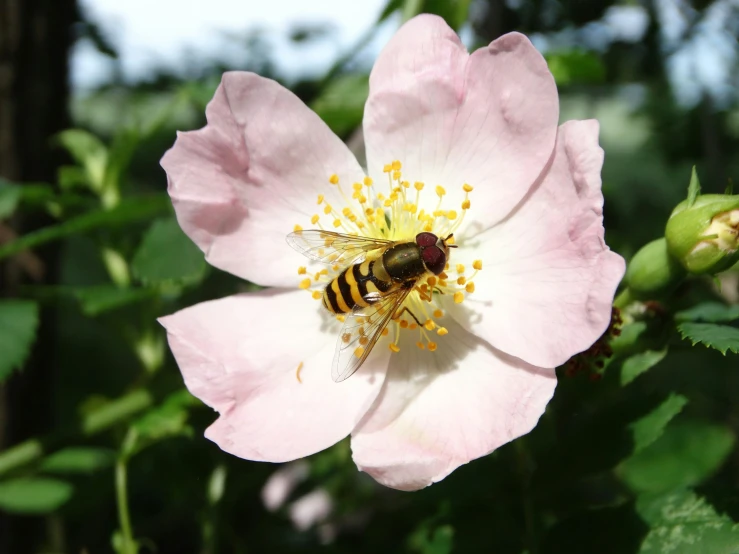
[[393, 306, 423, 327]]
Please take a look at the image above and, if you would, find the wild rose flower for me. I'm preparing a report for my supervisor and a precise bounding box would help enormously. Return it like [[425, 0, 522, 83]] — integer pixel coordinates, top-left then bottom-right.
[[159, 15, 625, 491]]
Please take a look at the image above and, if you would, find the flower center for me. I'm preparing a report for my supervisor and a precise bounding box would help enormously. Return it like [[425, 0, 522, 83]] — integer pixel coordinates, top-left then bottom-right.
[[293, 160, 482, 354]]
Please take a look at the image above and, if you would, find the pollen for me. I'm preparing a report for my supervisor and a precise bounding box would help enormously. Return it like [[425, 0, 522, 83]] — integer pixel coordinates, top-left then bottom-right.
[[381, 328, 389, 337], [456, 263, 465, 274], [296, 362, 303, 383], [454, 291, 465, 304], [354, 346, 365, 358], [435, 185, 446, 197], [333, 219, 342, 228], [447, 210, 458, 220], [299, 278, 311, 290], [414, 181, 424, 191], [316, 194, 324, 204], [424, 319, 436, 331], [298, 266, 307, 275], [466, 282, 476, 293], [329, 174, 339, 185], [391, 160, 402, 170], [294, 224, 303, 232], [399, 320, 409, 329], [457, 276, 466, 285], [323, 205, 332, 214], [437, 327, 449, 336], [311, 214, 320, 224], [427, 342, 438, 352], [473, 260, 483, 270], [433, 309, 444, 318], [389, 343, 401, 353], [463, 183, 474, 192], [416, 341, 425, 350], [462, 199, 471, 210], [312, 291, 322, 300], [363, 176, 373, 186]]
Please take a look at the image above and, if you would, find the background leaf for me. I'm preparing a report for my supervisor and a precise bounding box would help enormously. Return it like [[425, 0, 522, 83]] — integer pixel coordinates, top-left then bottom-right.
[[41, 447, 116, 474], [0, 180, 21, 219], [0, 477, 73, 514], [621, 349, 668, 385], [675, 302, 739, 323], [131, 217, 207, 285], [677, 322, 739, 354], [0, 300, 39, 382]]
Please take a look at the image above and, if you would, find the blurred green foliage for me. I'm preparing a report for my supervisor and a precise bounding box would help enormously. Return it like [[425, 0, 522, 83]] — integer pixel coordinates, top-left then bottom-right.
[[2, 0, 739, 553]]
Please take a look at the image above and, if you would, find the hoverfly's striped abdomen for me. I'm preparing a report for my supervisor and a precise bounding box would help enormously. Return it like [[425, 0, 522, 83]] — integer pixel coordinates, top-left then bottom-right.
[[323, 259, 394, 314]]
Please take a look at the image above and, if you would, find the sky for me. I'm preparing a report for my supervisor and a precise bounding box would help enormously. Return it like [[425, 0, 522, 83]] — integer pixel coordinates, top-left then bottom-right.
[[72, 0, 391, 89]]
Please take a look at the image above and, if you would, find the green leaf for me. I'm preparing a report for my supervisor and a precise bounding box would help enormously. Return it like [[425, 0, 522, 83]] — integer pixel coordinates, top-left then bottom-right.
[[0, 194, 171, 262], [687, 165, 701, 207], [73, 285, 159, 316], [124, 390, 198, 458], [0, 300, 39, 382], [0, 180, 21, 219], [421, 0, 471, 29], [131, 217, 207, 285], [56, 129, 108, 192], [677, 322, 739, 354], [311, 74, 369, 136], [621, 349, 668, 386], [546, 50, 606, 86], [619, 420, 735, 494], [629, 393, 688, 454], [0, 477, 73, 514], [637, 490, 739, 553], [675, 302, 739, 323], [41, 447, 115, 474]]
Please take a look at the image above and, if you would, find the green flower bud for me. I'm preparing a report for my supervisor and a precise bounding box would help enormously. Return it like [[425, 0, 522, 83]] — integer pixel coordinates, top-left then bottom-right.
[[666, 194, 739, 275], [625, 238, 686, 299]]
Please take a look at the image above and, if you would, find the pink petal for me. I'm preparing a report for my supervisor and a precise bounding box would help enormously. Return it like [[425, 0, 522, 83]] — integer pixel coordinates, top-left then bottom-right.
[[161, 72, 367, 287], [450, 120, 626, 368], [351, 318, 556, 491], [363, 14, 558, 228], [159, 289, 388, 462]]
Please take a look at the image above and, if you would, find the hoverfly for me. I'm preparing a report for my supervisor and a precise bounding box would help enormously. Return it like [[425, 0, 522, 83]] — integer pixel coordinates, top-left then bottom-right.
[[286, 230, 455, 382]]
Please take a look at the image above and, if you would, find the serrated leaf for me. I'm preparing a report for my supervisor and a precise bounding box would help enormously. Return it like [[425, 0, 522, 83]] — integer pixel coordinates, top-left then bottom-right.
[[41, 447, 115, 474], [0, 300, 39, 382], [0, 194, 171, 262], [132, 217, 207, 285], [621, 349, 668, 385], [677, 322, 739, 354], [0, 477, 73, 514], [620, 421, 735, 494], [637, 490, 739, 553], [0, 180, 21, 219], [675, 302, 739, 323], [630, 393, 688, 454]]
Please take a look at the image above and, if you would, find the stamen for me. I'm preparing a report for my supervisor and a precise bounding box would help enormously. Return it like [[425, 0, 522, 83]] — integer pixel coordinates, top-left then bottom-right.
[[296, 362, 303, 383]]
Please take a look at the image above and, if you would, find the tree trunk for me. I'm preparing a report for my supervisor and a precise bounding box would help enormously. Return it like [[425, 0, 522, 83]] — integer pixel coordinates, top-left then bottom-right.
[[0, 0, 76, 551]]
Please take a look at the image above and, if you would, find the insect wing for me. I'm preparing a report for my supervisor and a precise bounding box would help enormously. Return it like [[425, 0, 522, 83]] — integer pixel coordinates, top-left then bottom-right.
[[332, 287, 411, 382], [287, 230, 391, 266]]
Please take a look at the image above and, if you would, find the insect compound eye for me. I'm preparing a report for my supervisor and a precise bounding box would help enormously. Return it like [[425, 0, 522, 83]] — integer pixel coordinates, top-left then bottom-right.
[[422, 245, 446, 275], [416, 232, 438, 248]]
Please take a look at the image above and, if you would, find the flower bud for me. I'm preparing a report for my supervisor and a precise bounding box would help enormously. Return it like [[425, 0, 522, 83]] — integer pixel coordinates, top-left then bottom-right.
[[665, 194, 739, 275], [625, 238, 686, 298]]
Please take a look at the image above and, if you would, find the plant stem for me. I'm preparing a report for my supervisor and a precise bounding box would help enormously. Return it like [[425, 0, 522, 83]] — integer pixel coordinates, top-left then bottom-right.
[[116, 457, 136, 554], [515, 439, 538, 554]]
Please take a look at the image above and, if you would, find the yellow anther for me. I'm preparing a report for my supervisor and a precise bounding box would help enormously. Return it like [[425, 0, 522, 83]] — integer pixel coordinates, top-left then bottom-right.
[[435, 185, 446, 196], [299, 278, 311, 290], [316, 194, 324, 204], [438, 279, 448, 287], [389, 343, 401, 353], [392, 170, 401, 180], [384, 199, 393, 207], [466, 282, 476, 293], [296, 362, 303, 383], [433, 309, 444, 318], [401, 180, 410, 188], [463, 183, 474, 192], [358, 195, 367, 203], [314, 272, 321, 281], [409, 323, 418, 330], [298, 266, 307, 275], [332, 264, 340, 272], [319, 268, 328, 275], [312, 291, 322, 300], [381, 328, 389, 337], [333, 219, 342, 228], [462, 199, 471, 210], [363, 176, 373, 186], [336, 315, 345, 322], [365, 208, 374, 216], [440, 271, 449, 279], [391, 160, 402, 170], [424, 319, 436, 331], [456, 264, 465, 274], [359, 336, 369, 346], [383, 164, 392, 173], [473, 259, 483, 270], [399, 320, 409, 329], [427, 276, 437, 287], [424, 223, 433, 232], [437, 327, 449, 336], [342, 333, 351, 343], [352, 182, 362, 191], [414, 182, 425, 191], [416, 341, 425, 350], [354, 346, 365, 358], [329, 174, 339, 185], [447, 210, 458, 220], [294, 224, 303, 232], [311, 214, 320, 224], [323, 205, 332, 215], [342, 207, 352, 217], [433, 210, 445, 217], [454, 291, 465, 304], [428, 342, 438, 352], [457, 276, 467, 285]]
